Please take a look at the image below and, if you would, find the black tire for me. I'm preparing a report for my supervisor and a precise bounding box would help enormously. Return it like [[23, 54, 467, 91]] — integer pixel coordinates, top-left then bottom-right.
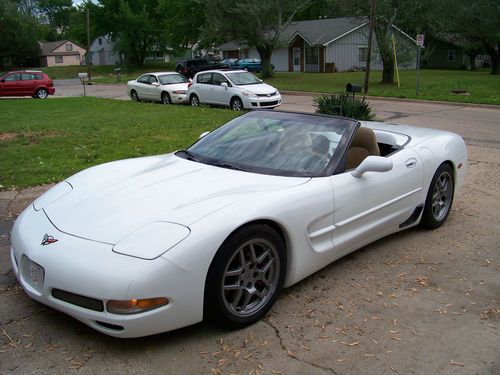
[[230, 97, 243, 111], [36, 88, 48, 99], [131, 90, 140, 102], [421, 163, 454, 229], [190, 94, 200, 107], [161, 92, 172, 104], [204, 224, 286, 328]]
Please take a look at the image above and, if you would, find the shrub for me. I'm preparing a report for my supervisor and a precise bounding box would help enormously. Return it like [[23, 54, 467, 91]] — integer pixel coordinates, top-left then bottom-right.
[[314, 93, 375, 120]]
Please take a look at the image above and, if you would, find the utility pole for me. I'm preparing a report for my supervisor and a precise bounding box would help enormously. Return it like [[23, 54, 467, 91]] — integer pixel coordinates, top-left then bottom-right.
[[363, 0, 377, 96], [86, 5, 91, 81]]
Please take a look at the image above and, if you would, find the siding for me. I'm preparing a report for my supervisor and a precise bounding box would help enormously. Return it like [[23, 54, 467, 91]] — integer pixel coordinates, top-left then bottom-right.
[[271, 48, 288, 71]]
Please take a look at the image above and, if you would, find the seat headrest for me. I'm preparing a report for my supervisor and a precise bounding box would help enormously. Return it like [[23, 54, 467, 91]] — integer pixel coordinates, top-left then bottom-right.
[[351, 127, 380, 156]]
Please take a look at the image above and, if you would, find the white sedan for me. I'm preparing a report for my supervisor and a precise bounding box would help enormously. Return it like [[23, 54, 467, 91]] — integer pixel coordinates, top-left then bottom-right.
[[188, 69, 281, 110], [11, 111, 467, 337], [127, 72, 189, 104]]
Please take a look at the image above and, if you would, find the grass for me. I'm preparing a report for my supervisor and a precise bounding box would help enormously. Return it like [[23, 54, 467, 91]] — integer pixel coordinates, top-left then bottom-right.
[[266, 69, 500, 105], [0, 97, 238, 190]]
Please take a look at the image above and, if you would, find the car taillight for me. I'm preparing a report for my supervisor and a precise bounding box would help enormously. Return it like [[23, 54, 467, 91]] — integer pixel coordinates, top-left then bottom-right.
[[188, 82, 193, 88], [48, 80, 53, 87]]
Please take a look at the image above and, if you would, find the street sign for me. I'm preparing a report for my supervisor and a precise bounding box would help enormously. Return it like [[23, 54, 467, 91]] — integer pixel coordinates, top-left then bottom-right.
[[416, 34, 425, 47]]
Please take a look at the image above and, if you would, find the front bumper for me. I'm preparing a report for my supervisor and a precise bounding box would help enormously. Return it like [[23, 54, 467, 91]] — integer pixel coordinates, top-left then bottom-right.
[[243, 94, 282, 109], [171, 93, 188, 104], [11, 206, 205, 338]]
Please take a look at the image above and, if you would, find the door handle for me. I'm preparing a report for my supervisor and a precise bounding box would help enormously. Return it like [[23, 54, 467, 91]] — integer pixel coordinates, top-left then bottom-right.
[[405, 158, 417, 168]]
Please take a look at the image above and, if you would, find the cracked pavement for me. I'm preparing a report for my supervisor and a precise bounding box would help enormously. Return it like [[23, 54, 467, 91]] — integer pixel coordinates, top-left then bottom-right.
[[1, 95, 499, 374]]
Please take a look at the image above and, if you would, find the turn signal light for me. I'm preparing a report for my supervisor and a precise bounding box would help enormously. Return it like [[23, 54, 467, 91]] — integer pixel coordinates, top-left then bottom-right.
[[106, 297, 168, 315]]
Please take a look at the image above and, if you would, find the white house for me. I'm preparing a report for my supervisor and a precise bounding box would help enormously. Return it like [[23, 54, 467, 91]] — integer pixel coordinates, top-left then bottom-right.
[[219, 17, 417, 73], [89, 35, 123, 65]]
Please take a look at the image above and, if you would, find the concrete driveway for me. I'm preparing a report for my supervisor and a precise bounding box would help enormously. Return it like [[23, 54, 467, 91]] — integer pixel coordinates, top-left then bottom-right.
[[1, 82, 499, 374]]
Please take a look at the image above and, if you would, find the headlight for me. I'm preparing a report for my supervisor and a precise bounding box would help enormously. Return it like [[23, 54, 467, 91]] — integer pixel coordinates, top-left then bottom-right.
[[33, 181, 73, 211], [113, 222, 190, 260], [107, 297, 169, 315], [172, 90, 187, 94], [242, 91, 257, 98]]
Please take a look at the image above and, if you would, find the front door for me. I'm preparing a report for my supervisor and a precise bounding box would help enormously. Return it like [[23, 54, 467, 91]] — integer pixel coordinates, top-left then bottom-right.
[[330, 149, 424, 255], [293, 48, 301, 72], [0, 73, 21, 96], [210, 73, 231, 105]]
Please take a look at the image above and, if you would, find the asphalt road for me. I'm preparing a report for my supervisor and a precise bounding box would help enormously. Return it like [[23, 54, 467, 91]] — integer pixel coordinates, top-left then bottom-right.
[[0, 82, 499, 374]]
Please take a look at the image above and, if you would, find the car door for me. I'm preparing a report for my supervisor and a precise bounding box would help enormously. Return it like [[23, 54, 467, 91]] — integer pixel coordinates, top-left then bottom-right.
[[135, 75, 152, 99], [147, 75, 161, 101], [195, 73, 213, 103], [210, 73, 231, 105], [0, 73, 21, 96], [20, 73, 37, 95], [330, 148, 424, 255]]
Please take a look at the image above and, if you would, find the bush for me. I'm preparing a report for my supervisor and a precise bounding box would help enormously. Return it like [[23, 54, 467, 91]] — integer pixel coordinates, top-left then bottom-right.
[[314, 93, 375, 120]]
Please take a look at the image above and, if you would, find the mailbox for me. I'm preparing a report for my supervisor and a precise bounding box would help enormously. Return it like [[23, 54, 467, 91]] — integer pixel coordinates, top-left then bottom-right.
[[114, 68, 122, 81], [346, 83, 362, 93], [78, 72, 88, 79]]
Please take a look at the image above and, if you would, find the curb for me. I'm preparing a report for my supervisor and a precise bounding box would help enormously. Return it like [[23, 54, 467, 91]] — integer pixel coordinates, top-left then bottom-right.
[[280, 90, 500, 109]]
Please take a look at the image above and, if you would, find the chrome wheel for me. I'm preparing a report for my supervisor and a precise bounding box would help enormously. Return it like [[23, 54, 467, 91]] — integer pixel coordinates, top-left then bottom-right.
[[36, 88, 48, 99], [161, 92, 171, 104], [190, 94, 199, 106], [431, 171, 452, 221], [231, 97, 243, 111], [222, 238, 280, 317]]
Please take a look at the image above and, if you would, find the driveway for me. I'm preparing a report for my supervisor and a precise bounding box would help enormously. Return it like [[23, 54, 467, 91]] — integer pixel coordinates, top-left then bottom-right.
[[1, 82, 499, 375]]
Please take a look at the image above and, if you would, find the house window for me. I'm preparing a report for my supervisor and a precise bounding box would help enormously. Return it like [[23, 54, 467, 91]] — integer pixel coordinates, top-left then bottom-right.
[[55, 56, 63, 63], [359, 47, 368, 63], [447, 50, 455, 62], [66, 44, 73, 52], [98, 38, 102, 45], [305, 47, 319, 65]]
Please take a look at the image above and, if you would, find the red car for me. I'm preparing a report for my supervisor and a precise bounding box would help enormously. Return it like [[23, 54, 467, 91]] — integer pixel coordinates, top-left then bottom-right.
[[0, 70, 55, 99]]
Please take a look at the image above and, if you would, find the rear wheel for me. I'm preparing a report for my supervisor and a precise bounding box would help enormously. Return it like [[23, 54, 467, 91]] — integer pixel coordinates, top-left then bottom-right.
[[204, 224, 286, 328], [230, 97, 243, 111], [131, 90, 140, 102], [190, 94, 200, 107], [36, 88, 48, 99], [421, 163, 454, 229], [161, 92, 172, 104]]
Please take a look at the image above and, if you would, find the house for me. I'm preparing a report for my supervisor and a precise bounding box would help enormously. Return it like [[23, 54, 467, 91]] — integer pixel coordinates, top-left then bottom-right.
[[89, 35, 123, 66], [423, 36, 489, 70], [219, 17, 417, 73], [40, 40, 86, 67]]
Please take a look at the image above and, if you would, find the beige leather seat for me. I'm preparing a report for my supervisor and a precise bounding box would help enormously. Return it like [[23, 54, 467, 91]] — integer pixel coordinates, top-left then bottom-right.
[[346, 127, 380, 170]]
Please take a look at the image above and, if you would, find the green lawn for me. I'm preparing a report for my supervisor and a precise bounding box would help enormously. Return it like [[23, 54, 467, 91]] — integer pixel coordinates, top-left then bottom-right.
[[0, 97, 238, 190], [267, 69, 500, 105]]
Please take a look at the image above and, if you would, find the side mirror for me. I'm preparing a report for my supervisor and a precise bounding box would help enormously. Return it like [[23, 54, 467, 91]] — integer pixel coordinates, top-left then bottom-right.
[[199, 131, 210, 139], [351, 156, 393, 178], [151, 82, 160, 87], [221, 82, 228, 88]]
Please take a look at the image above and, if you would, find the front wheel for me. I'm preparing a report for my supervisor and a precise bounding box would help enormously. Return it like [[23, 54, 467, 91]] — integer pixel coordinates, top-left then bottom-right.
[[161, 92, 172, 104], [130, 90, 140, 102], [421, 163, 454, 229], [230, 97, 243, 111], [36, 88, 48, 99], [190, 94, 200, 107], [204, 224, 286, 328]]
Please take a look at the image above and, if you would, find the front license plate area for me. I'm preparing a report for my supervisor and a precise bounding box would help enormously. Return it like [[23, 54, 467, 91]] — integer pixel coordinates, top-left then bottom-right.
[[21, 255, 45, 293]]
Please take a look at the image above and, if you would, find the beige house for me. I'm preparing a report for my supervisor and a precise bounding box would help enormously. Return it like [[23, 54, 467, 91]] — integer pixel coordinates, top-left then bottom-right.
[[41, 40, 86, 67]]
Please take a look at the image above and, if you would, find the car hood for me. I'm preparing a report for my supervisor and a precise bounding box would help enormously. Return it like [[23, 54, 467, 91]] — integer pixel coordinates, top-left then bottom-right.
[[238, 83, 277, 95], [44, 154, 308, 244]]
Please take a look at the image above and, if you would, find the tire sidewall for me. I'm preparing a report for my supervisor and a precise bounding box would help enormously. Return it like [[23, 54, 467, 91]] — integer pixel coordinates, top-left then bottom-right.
[[161, 92, 171, 104], [230, 97, 243, 111], [36, 88, 48, 99], [422, 163, 454, 229], [190, 94, 199, 106], [204, 224, 286, 327]]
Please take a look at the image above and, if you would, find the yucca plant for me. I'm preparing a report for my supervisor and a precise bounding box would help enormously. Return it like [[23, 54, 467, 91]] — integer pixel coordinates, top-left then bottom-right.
[[314, 93, 375, 120]]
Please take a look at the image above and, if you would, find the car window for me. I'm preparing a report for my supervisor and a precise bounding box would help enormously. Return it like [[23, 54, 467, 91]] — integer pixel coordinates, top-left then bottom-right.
[[158, 74, 188, 85], [226, 72, 261, 85], [149, 75, 158, 84], [212, 73, 228, 86], [35, 74, 43, 80], [197, 73, 212, 84], [4, 73, 20, 82], [137, 75, 150, 84], [21, 73, 36, 80]]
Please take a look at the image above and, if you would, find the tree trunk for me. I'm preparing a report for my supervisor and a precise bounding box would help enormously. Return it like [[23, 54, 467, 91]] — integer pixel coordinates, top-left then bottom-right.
[[468, 53, 477, 71], [256, 44, 274, 78], [484, 42, 499, 75], [374, 24, 394, 84]]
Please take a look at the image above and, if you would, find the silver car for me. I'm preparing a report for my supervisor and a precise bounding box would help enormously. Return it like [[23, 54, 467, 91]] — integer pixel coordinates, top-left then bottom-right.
[[127, 72, 189, 104]]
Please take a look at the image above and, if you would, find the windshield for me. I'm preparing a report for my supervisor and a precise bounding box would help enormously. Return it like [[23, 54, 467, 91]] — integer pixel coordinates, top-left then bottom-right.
[[158, 74, 188, 85], [226, 72, 261, 85], [181, 111, 357, 177]]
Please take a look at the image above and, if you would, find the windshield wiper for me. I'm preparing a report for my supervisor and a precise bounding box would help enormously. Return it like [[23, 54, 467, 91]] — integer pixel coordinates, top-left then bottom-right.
[[208, 161, 245, 171], [176, 149, 199, 162]]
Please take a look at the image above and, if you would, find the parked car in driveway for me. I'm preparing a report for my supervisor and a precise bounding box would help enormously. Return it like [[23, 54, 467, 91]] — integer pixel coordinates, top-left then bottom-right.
[[127, 72, 189, 104], [188, 70, 281, 110], [0, 70, 55, 99], [175, 58, 229, 79], [230, 58, 265, 72]]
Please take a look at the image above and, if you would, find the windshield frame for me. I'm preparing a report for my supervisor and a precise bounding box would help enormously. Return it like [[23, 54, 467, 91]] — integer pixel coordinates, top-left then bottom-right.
[[176, 111, 359, 178]]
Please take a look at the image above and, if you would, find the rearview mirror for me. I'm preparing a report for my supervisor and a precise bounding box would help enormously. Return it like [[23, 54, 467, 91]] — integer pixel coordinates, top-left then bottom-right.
[[351, 156, 393, 178], [199, 131, 210, 139]]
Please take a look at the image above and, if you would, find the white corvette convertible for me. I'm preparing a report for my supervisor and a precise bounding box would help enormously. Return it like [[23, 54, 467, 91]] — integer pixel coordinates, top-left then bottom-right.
[[11, 111, 467, 337]]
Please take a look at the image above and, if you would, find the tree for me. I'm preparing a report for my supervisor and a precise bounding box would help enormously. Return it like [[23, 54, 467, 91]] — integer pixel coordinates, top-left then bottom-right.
[[203, 0, 315, 78]]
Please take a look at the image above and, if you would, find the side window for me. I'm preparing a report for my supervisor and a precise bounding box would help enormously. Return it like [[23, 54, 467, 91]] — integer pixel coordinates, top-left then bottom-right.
[[149, 75, 158, 84], [21, 73, 36, 80], [66, 44, 73, 51], [197, 73, 212, 84], [55, 56, 63, 63], [138, 75, 150, 84], [35, 74, 43, 80], [212, 73, 228, 86], [4, 73, 20, 82]]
